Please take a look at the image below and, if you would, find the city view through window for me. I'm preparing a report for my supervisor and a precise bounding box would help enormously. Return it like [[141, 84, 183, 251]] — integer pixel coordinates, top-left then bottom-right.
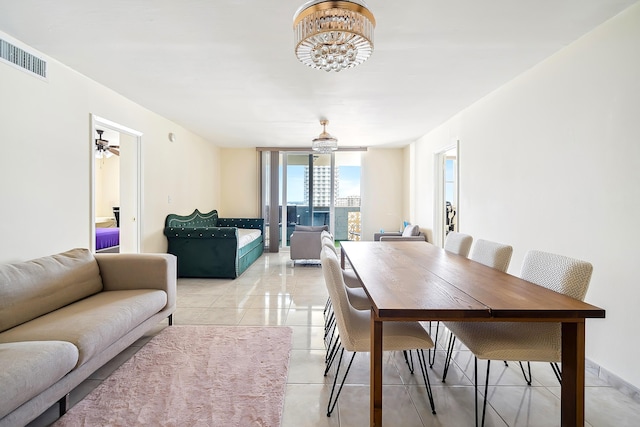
[[281, 152, 361, 243], [285, 164, 361, 207], [260, 151, 362, 248]]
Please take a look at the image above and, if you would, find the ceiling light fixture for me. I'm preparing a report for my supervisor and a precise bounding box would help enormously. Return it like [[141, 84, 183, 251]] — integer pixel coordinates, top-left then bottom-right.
[[95, 129, 119, 159], [293, 0, 375, 72], [312, 120, 338, 153]]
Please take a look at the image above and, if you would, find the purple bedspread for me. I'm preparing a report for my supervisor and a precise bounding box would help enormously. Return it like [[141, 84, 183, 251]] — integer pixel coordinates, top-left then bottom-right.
[[96, 228, 119, 250]]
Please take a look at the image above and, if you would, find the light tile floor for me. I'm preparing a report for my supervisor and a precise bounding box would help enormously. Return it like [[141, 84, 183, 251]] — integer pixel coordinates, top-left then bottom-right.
[[30, 251, 640, 426]]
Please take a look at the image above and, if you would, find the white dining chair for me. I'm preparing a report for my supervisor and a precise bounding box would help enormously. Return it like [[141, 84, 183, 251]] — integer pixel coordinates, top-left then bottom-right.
[[468, 238, 513, 272], [441, 239, 513, 376], [320, 233, 339, 350], [444, 231, 473, 257], [444, 250, 593, 427], [320, 233, 367, 366], [427, 231, 475, 365], [323, 234, 369, 308], [320, 246, 437, 416], [321, 235, 362, 288], [322, 235, 403, 371]]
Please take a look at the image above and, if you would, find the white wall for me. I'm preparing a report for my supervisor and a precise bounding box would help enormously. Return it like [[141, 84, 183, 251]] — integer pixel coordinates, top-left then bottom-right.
[[0, 31, 220, 262], [361, 148, 405, 240], [411, 4, 640, 389], [95, 155, 120, 218], [219, 148, 260, 217]]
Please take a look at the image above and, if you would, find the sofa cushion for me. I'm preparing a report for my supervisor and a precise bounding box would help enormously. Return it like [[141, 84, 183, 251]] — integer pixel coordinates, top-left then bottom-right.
[[0, 289, 167, 367], [0, 248, 103, 333], [0, 341, 79, 419]]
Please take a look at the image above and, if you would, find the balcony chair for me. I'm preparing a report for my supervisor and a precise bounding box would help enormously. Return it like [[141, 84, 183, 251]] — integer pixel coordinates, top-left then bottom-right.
[[320, 246, 437, 417], [290, 225, 328, 265], [444, 250, 593, 427]]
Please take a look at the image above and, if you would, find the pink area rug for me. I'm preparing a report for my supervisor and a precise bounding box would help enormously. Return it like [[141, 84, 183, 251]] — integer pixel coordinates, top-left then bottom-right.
[[54, 325, 292, 427]]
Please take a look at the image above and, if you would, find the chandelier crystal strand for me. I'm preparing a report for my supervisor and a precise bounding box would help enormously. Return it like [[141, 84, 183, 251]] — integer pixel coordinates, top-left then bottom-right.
[[294, 1, 375, 72]]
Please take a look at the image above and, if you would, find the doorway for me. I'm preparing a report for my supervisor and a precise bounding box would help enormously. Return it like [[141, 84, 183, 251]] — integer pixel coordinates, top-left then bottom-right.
[[284, 152, 334, 236], [90, 115, 142, 253], [260, 150, 362, 251], [434, 142, 459, 247]]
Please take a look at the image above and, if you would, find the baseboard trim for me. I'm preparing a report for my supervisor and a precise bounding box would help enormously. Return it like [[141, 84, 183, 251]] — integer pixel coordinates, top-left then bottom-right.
[[586, 358, 640, 402]]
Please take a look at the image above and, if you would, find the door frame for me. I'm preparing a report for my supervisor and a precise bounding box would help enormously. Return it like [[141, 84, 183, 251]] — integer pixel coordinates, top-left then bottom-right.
[[90, 114, 143, 253], [434, 141, 459, 247]]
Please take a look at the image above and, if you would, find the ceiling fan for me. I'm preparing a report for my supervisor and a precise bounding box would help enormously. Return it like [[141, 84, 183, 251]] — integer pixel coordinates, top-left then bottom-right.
[[95, 129, 120, 158]]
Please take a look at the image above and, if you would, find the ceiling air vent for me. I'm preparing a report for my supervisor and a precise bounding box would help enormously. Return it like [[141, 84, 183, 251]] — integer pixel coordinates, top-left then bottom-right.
[[0, 38, 47, 79]]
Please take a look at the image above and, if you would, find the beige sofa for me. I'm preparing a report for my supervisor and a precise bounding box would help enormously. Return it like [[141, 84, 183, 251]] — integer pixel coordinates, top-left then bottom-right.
[[373, 224, 427, 242], [0, 248, 176, 427]]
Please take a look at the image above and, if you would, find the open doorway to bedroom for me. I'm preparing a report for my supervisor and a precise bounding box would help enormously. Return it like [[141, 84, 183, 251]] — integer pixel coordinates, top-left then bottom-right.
[[90, 115, 142, 253], [94, 127, 120, 252]]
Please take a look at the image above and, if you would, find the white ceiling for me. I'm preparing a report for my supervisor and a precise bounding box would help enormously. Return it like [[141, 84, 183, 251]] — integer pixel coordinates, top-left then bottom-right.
[[0, 0, 636, 149]]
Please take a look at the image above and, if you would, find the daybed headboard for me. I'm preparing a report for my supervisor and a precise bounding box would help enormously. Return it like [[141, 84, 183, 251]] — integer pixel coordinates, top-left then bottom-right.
[[164, 209, 218, 228]]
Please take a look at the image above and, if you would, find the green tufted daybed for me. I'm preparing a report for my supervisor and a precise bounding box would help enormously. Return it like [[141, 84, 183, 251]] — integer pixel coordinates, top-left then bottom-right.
[[163, 209, 264, 278]]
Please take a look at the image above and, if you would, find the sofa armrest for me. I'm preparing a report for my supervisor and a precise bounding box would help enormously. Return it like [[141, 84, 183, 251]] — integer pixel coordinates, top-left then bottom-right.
[[379, 235, 426, 242], [94, 253, 177, 312], [374, 231, 401, 241]]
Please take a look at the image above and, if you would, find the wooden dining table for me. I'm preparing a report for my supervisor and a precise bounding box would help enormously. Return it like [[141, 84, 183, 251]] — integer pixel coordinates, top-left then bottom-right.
[[339, 241, 605, 427]]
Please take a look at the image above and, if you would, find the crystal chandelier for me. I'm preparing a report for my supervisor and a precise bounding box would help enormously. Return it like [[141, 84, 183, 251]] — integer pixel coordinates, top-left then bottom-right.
[[312, 120, 338, 153], [293, 0, 375, 72]]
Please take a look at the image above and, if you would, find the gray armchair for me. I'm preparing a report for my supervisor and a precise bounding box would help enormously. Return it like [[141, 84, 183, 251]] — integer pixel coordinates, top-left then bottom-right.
[[290, 225, 329, 264], [374, 224, 427, 242]]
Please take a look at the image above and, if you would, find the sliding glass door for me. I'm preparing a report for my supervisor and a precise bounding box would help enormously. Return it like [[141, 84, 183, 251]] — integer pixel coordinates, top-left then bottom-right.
[[261, 150, 361, 250], [283, 153, 334, 245]]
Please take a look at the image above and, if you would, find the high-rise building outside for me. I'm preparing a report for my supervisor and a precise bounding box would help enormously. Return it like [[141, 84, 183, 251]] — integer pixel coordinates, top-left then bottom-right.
[[304, 165, 339, 206], [336, 195, 361, 207]]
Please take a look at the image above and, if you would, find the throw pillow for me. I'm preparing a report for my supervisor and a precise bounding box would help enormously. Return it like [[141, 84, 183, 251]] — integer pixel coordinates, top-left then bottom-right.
[[401, 224, 420, 237]]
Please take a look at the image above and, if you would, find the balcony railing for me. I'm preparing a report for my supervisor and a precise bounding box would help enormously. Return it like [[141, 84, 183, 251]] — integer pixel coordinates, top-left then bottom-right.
[[264, 205, 361, 246]]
